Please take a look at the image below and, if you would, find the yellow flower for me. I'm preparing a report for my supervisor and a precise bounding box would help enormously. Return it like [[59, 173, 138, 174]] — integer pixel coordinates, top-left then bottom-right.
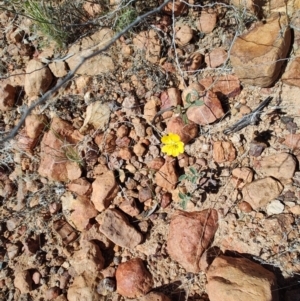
[[161, 133, 184, 157]]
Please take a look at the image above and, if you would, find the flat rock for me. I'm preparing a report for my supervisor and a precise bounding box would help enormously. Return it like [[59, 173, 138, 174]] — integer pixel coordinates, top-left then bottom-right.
[[24, 59, 53, 97], [38, 117, 83, 182], [205, 48, 227, 68], [70, 240, 105, 275], [166, 116, 198, 144], [67, 177, 92, 196], [155, 157, 178, 191], [213, 141, 236, 163], [242, 177, 284, 210], [199, 75, 241, 97], [66, 28, 115, 76], [160, 87, 181, 110], [116, 258, 153, 298], [254, 153, 296, 182], [0, 83, 15, 111], [230, 13, 291, 87], [91, 171, 119, 212], [206, 255, 278, 301], [99, 208, 143, 248], [61, 191, 98, 231], [167, 209, 218, 273], [186, 90, 224, 125]]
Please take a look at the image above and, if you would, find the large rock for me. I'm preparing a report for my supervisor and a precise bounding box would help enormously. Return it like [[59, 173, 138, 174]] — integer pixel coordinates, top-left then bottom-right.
[[167, 209, 218, 273], [230, 13, 291, 87], [91, 171, 119, 212], [116, 258, 153, 298], [99, 209, 143, 248], [206, 255, 278, 301], [242, 177, 284, 210], [66, 28, 115, 76], [254, 153, 296, 183], [24, 59, 53, 97], [38, 117, 83, 182]]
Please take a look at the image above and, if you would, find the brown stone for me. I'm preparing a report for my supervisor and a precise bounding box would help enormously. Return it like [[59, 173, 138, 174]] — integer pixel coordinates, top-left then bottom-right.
[[284, 133, 300, 150], [242, 177, 284, 210], [91, 171, 119, 212], [61, 191, 98, 231], [197, 9, 217, 33], [155, 158, 178, 191], [166, 116, 198, 144], [119, 198, 140, 217], [14, 270, 32, 294], [48, 61, 68, 78], [25, 114, 48, 139], [53, 219, 78, 245], [213, 141, 236, 163], [175, 25, 193, 47], [24, 59, 53, 97], [231, 167, 254, 188], [282, 56, 300, 87], [147, 157, 165, 171], [99, 208, 143, 248], [230, 13, 291, 87], [67, 275, 99, 301], [162, 0, 187, 16], [167, 209, 218, 273], [0, 83, 15, 111], [144, 96, 160, 122], [205, 48, 227, 68], [160, 87, 182, 110], [70, 241, 105, 275], [206, 256, 278, 301], [199, 75, 241, 98], [183, 52, 204, 72], [186, 90, 224, 125], [182, 82, 205, 104], [140, 292, 171, 301], [238, 201, 253, 213], [116, 258, 153, 298], [254, 153, 296, 182], [67, 178, 92, 196]]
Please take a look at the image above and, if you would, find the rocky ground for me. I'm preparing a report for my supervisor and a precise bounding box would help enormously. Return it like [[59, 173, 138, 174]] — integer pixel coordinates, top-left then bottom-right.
[[0, 0, 300, 300]]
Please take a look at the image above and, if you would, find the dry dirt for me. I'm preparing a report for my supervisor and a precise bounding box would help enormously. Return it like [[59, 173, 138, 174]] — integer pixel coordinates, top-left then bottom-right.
[[0, 1, 300, 301]]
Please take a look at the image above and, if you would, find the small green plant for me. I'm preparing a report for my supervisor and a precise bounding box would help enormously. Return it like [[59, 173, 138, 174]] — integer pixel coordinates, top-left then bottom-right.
[[175, 90, 204, 124], [61, 143, 84, 167], [23, 0, 69, 47], [178, 166, 204, 209], [114, 6, 137, 33]]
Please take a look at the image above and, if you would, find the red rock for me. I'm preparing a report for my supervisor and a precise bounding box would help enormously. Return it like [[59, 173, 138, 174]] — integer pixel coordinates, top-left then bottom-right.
[[116, 258, 153, 298], [70, 241, 104, 275], [213, 141, 236, 163], [38, 117, 83, 182], [206, 255, 278, 301], [238, 201, 253, 213], [183, 52, 204, 72], [199, 75, 241, 98], [182, 82, 205, 104], [166, 116, 198, 144], [205, 48, 227, 68], [0, 83, 15, 111], [80, 224, 112, 250], [25, 114, 48, 139], [230, 13, 291, 87], [15, 128, 38, 153], [61, 191, 98, 231], [161, 192, 172, 208], [119, 198, 140, 217], [186, 90, 224, 125], [139, 187, 152, 203], [284, 133, 300, 149], [24, 59, 53, 97], [155, 158, 178, 191], [147, 157, 165, 170], [197, 9, 217, 33], [242, 177, 284, 210], [167, 209, 218, 273], [67, 178, 92, 196], [49, 61, 68, 78], [160, 87, 182, 110], [100, 209, 143, 248], [140, 292, 171, 301], [282, 56, 300, 87], [91, 171, 119, 212], [144, 96, 160, 122]]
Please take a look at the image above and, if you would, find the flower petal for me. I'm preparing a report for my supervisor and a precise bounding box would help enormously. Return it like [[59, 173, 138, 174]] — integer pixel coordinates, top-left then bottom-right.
[[162, 145, 172, 156], [161, 134, 173, 144], [168, 133, 181, 142]]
